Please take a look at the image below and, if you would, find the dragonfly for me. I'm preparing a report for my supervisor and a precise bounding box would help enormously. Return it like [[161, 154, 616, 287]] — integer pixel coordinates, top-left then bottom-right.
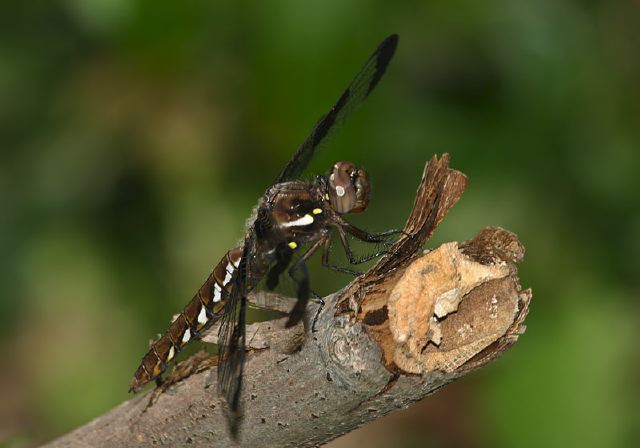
[[129, 34, 400, 435]]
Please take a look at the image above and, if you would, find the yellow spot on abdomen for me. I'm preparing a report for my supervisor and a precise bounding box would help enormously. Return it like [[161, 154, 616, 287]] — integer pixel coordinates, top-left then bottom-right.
[[312, 208, 322, 215], [288, 241, 298, 249]]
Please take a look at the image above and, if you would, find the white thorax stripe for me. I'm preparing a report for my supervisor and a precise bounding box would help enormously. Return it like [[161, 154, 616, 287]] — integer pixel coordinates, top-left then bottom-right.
[[280, 214, 314, 228]]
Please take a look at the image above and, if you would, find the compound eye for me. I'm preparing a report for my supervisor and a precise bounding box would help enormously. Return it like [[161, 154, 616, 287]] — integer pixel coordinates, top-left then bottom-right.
[[328, 161, 357, 213], [350, 167, 370, 213]]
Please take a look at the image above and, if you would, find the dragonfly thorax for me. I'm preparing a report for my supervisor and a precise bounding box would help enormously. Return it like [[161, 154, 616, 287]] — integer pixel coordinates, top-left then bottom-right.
[[266, 182, 326, 237]]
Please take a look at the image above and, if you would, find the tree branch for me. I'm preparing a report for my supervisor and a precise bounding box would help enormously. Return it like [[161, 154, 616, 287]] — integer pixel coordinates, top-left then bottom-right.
[[42, 154, 531, 448]]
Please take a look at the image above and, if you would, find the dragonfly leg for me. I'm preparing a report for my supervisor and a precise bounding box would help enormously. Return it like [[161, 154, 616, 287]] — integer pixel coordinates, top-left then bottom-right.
[[309, 290, 325, 333], [334, 227, 391, 266], [320, 235, 363, 275], [335, 215, 405, 245], [347, 225, 405, 245]]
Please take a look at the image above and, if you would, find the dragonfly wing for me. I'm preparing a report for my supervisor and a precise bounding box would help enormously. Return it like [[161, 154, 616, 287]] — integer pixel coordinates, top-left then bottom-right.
[[216, 240, 250, 438], [275, 34, 398, 183]]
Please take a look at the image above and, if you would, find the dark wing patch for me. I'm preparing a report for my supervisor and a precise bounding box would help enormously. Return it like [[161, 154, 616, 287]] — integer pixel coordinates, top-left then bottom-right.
[[217, 241, 250, 438], [275, 34, 399, 184]]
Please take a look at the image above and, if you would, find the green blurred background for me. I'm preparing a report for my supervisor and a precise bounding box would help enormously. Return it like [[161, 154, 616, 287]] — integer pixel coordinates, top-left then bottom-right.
[[1, 1, 638, 447]]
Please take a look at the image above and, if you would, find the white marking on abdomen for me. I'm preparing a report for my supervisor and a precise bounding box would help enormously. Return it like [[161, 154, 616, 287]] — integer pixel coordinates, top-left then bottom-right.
[[230, 253, 242, 268], [213, 284, 222, 302], [280, 214, 314, 228], [223, 262, 234, 286], [197, 307, 208, 325], [182, 329, 191, 344]]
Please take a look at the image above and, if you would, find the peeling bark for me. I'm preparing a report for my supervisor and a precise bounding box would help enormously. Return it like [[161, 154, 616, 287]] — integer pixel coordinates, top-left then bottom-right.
[[42, 155, 531, 448]]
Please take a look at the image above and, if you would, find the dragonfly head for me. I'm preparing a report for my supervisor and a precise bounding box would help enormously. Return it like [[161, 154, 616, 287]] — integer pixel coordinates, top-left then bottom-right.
[[327, 161, 370, 214]]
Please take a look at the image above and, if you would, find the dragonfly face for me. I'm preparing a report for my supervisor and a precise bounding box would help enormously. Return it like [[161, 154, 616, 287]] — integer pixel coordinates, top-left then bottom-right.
[[130, 34, 400, 438], [327, 161, 370, 214]]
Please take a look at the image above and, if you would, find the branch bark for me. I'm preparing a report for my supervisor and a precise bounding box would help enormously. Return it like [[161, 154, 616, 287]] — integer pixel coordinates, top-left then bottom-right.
[[42, 155, 531, 448]]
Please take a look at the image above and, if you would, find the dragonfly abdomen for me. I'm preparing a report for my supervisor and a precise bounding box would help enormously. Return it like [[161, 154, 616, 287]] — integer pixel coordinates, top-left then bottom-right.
[[129, 246, 243, 392]]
